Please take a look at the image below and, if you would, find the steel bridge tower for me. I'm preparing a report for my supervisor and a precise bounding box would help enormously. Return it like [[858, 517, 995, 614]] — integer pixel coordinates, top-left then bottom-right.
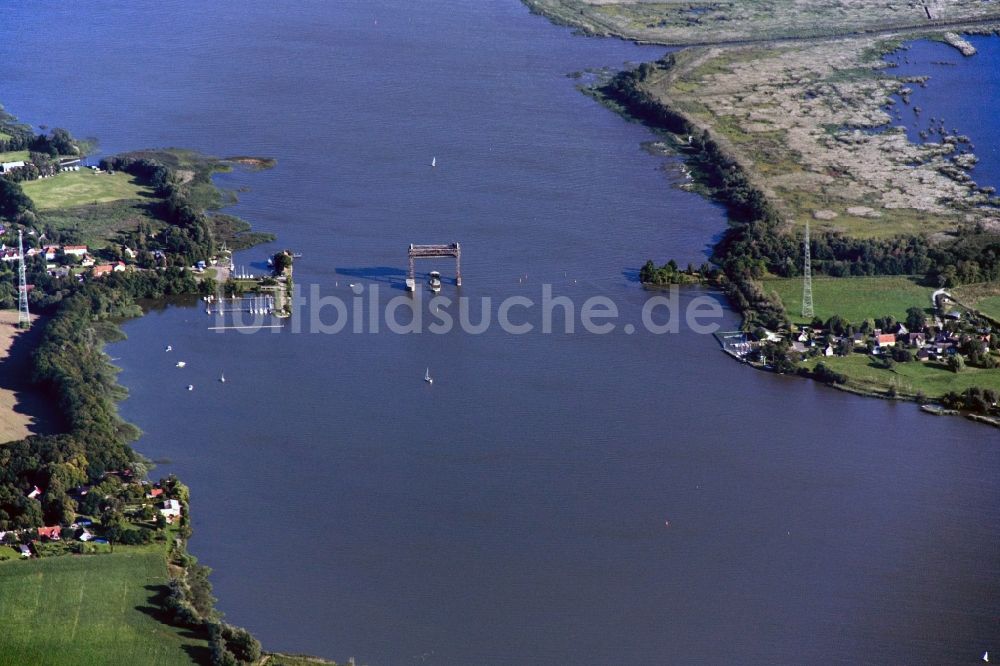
[[802, 221, 814, 320], [17, 230, 30, 329]]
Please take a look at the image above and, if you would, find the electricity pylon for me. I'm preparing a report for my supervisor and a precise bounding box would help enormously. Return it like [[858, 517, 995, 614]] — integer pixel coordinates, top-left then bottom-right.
[[17, 230, 30, 329], [802, 221, 814, 320]]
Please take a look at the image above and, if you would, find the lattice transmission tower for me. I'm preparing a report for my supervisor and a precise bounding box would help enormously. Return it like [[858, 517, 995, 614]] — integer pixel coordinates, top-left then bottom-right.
[[17, 230, 30, 329], [801, 221, 814, 320]]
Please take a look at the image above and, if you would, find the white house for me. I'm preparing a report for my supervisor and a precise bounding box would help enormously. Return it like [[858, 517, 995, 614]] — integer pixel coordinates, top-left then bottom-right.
[[0, 161, 26, 173], [159, 499, 182, 522], [63, 245, 88, 257]]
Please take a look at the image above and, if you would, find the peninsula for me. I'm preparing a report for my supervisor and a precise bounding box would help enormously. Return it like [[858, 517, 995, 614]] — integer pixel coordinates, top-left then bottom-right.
[[527, 0, 1000, 425]]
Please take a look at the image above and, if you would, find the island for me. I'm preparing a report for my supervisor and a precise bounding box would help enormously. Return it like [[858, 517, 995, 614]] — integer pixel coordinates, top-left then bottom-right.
[[528, 0, 1000, 426]]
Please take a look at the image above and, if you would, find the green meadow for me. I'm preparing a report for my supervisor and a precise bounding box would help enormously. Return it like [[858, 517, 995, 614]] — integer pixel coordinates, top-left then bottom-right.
[[21, 170, 154, 210], [763, 276, 933, 324], [0, 550, 207, 666], [802, 353, 1000, 398], [952, 282, 1000, 321], [0, 150, 29, 163]]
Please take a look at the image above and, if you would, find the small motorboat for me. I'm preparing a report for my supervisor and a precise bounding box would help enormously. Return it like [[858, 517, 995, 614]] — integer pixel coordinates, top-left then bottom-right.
[[187, 385, 194, 391], [431, 156, 436, 168], [165, 345, 172, 352], [424, 367, 433, 385], [219, 372, 226, 383], [428, 270, 442, 294], [176, 361, 186, 368]]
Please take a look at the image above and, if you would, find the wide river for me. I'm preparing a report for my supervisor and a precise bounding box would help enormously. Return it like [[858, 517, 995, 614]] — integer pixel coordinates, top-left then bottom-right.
[[2, 2, 997, 664]]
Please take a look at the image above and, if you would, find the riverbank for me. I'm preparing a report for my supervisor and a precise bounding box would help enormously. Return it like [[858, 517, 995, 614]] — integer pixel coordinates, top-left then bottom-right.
[[0, 101, 339, 662], [536, 2, 1000, 421]]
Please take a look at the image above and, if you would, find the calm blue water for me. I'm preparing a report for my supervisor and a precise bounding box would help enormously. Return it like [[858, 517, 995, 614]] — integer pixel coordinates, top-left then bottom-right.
[[2, 4, 997, 664], [886, 35, 1000, 189]]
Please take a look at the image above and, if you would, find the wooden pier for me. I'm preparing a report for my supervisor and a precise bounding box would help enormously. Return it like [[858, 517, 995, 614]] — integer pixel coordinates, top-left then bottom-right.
[[206, 295, 275, 315], [407, 243, 461, 291]]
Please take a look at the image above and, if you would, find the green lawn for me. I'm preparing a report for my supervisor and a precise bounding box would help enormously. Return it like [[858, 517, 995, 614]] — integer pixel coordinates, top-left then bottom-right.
[[21, 170, 154, 210], [0, 150, 29, 163], [802, 353, 1000, 399], [762, 276, 934, 324], [0, 550, 207, 666]]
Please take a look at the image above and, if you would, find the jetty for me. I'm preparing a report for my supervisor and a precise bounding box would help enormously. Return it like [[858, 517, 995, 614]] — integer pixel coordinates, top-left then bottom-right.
[[206, 294, 275, 315]]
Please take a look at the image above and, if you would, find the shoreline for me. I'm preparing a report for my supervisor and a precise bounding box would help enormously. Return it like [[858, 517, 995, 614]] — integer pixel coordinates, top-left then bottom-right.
[[0, 101, 341, 662], [562, 11, 1000, 425], [522, 0, 1000, 47]]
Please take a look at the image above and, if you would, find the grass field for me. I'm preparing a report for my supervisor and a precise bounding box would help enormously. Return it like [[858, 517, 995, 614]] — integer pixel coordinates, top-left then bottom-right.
[[802, 353, 1000, 398], [21, 170, 154, 210], [0, 550, 207, 666], [0, 150, 29, 163], [951, 282, 1000, 321], [38, 199, 164, 249], [762, 276, 933, 324]]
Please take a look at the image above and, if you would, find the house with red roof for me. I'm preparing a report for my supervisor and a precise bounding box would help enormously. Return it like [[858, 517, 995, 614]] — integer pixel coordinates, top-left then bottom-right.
[[37, 526, 61, 541], [876, 333, 896, 348]]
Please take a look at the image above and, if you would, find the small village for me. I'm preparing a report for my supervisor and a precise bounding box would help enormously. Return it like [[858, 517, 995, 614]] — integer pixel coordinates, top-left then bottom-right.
[[745, 290, 989, 363], [0, 472, 188, 561], [721, 287, 1000, 421], [1, 233, 216, 283], [1, 227, 293, 317]]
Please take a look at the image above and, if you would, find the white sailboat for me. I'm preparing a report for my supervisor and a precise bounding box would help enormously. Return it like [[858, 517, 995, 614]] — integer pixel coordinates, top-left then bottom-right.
[[424, 367, 433, 384]]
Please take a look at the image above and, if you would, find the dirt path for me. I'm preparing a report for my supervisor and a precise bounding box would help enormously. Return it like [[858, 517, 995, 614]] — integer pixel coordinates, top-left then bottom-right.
[[0, 310, 55, 443]]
